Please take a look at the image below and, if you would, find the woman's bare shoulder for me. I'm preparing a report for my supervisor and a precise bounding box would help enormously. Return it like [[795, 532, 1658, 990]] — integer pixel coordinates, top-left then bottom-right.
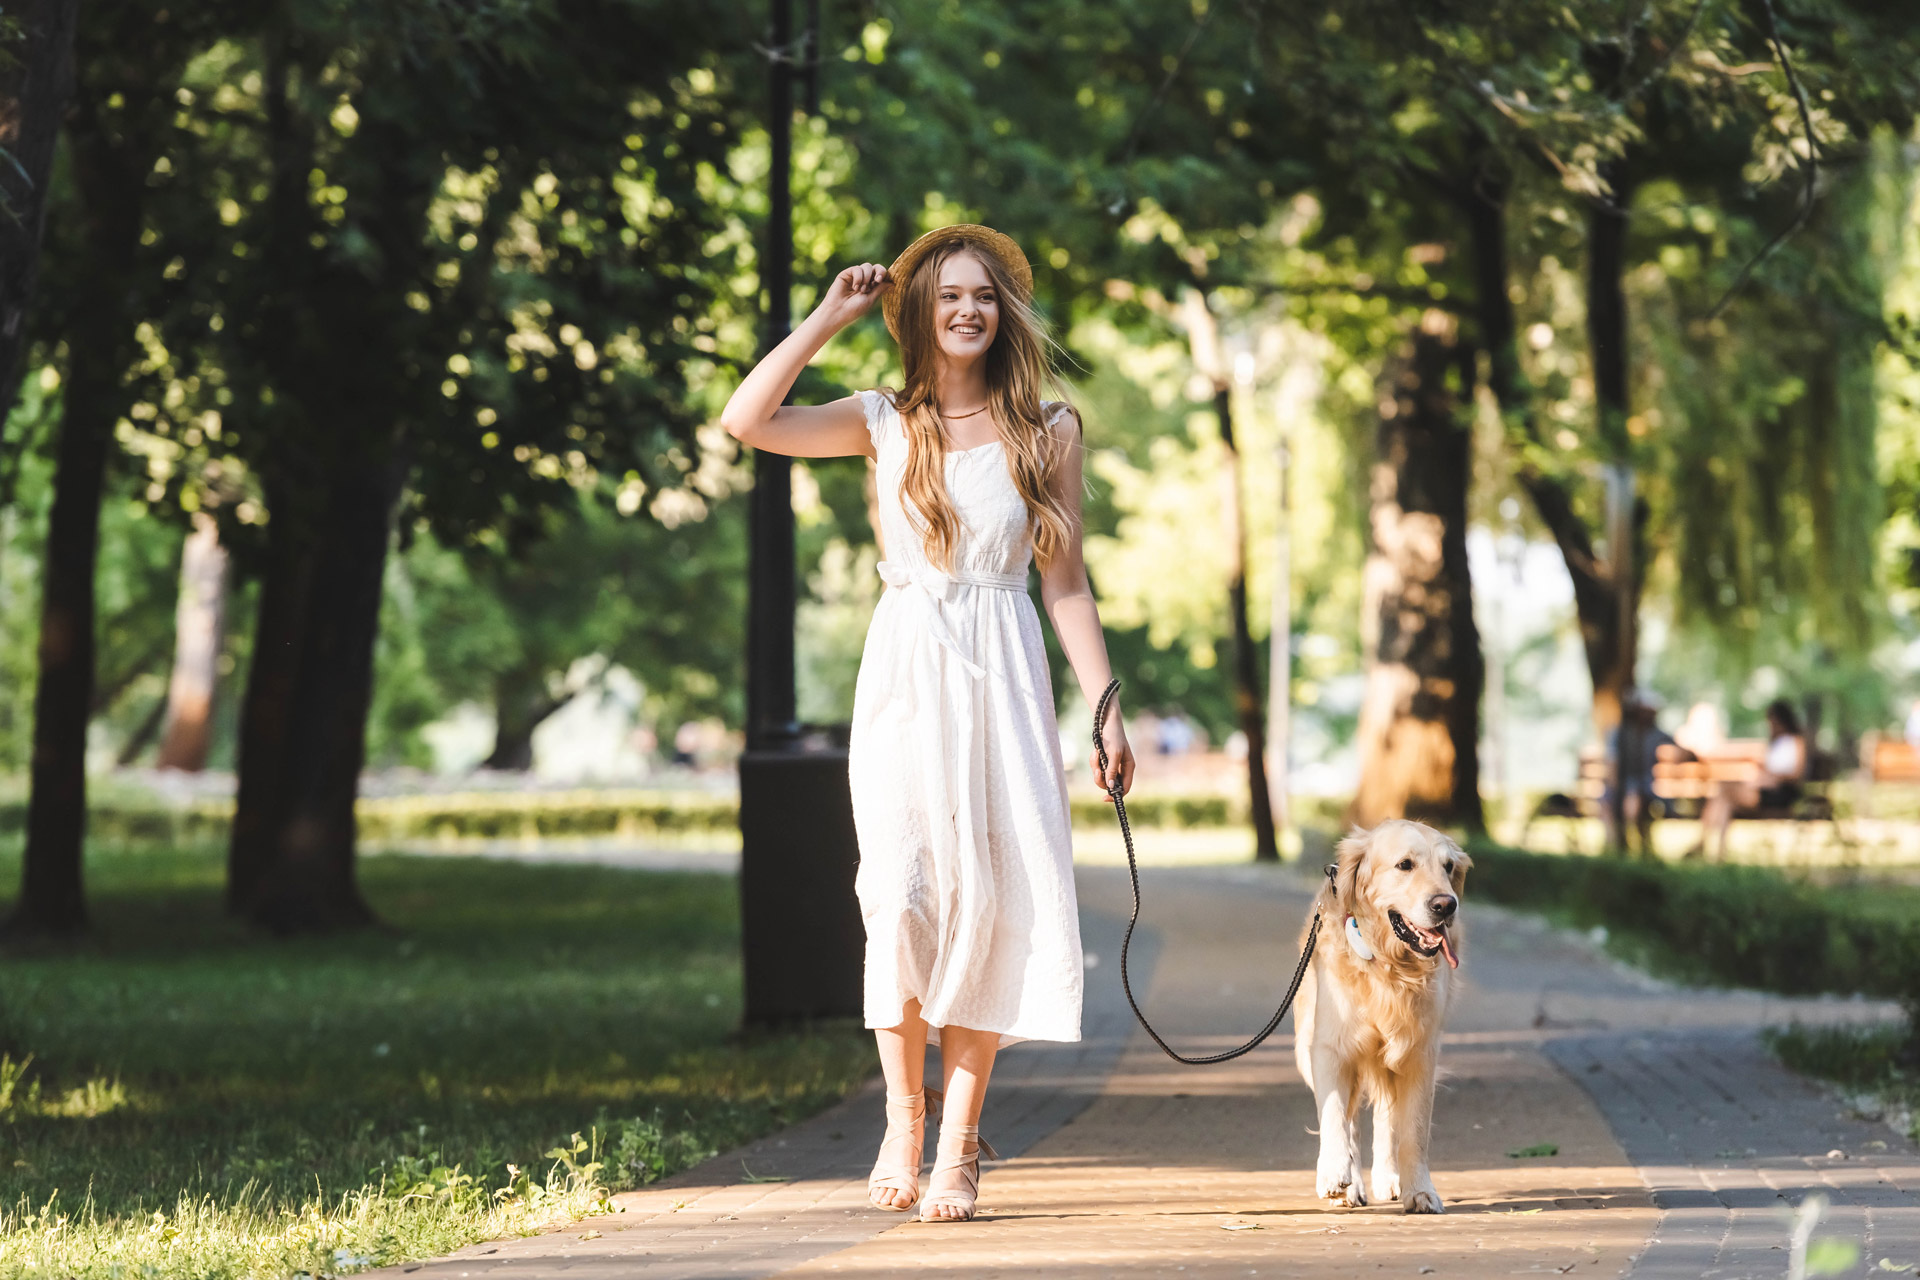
[[1040, 399, 1083, 446]]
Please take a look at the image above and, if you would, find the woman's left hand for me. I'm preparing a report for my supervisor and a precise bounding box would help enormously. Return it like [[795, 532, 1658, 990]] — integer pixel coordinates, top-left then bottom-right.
[[1091, 705, 1135, 800]]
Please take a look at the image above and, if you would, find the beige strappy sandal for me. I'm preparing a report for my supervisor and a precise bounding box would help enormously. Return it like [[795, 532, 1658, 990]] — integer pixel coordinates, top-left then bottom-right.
[[917, 1114, 1000, 1223], [867, 1089, 929, 1211]]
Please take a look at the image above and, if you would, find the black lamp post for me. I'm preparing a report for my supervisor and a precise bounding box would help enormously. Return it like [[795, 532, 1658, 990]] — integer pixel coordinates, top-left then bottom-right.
[[737, 0, 864, 1027]]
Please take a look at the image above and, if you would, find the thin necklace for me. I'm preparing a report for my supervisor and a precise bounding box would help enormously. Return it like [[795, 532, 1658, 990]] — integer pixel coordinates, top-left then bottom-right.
[[940, 402, 991, 419]]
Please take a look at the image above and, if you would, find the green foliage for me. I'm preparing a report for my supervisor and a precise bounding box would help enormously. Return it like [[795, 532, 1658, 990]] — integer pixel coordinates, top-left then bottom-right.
[[1767, 1021, 1909, 1096], [1643, 136, 1914, 680], [0, 843, 875, 1280], [371, 495, 748, 765], [8, 0, 1920, 786], [1469, 839, 1920, 1003], [600, 1111, 718, 1189]]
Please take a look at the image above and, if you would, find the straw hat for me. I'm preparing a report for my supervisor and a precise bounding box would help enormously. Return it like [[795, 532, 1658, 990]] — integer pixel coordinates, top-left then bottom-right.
[[880, 223, 1033, 342]]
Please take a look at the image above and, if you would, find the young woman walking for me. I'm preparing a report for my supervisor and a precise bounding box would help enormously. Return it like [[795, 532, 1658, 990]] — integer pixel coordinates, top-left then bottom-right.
[[721, 224, 1135, 1222]]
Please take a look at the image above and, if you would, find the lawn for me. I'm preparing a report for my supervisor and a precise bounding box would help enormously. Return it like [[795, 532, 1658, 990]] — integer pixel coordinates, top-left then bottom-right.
[[0, 843, 876, 1280]]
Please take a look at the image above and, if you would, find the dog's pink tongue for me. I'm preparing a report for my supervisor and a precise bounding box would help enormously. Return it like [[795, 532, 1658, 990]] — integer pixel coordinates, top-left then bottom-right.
[[1439, 931, 1458, 969]]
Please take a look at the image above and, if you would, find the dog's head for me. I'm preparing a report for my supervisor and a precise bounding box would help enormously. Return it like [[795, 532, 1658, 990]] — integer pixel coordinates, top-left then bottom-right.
[[1331, 819, 1471, 969]]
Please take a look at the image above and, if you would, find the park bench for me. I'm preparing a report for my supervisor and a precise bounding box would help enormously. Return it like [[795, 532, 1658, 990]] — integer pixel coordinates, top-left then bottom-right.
[[1850, 731, 1920, 820], [1860, 732, 1920, 784], [1524, 738, 1841, 852]]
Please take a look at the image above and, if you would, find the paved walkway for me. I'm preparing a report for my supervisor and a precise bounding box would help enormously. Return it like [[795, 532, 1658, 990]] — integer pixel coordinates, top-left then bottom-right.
[[376, 860, 1914, 1280]]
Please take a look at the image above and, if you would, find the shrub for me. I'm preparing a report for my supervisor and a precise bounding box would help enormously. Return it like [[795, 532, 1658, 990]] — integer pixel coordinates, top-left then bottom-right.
[[1468, 842, 1920, 1008]]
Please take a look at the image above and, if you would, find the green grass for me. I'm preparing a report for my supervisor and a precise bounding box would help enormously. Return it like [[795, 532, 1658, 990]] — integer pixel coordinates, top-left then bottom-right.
[[1767, 1021, 1920, 1143], [0, 843, 876, 1280]]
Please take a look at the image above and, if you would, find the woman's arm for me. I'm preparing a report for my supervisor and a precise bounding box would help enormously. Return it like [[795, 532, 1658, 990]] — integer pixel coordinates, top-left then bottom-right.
[[1036, 406, 1136, 799], [719, 262, 892, 459]]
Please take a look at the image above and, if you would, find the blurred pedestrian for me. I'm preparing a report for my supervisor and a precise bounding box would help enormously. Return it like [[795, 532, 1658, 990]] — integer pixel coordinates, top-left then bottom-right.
[[720, 224, 1133, 1223], [1156, 711, 1196, 756], [1602, 690, 1689, 855]]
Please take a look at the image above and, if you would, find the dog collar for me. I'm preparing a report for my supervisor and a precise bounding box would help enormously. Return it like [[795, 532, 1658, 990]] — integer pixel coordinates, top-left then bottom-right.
[[1343, 912, 1376, 962]]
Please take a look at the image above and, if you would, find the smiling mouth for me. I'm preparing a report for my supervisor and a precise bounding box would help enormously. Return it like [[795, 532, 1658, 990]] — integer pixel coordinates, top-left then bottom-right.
[[1388, 908, 1458, 969], [950, 325, 982, 337]]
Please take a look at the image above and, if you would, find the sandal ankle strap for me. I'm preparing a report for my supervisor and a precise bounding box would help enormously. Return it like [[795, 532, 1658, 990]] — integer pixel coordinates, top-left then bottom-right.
[[934, 1121, 1000, 1163]]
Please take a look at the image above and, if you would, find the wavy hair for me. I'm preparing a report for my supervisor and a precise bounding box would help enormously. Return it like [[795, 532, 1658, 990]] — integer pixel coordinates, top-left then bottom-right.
[[886, 242, 1079, 574]]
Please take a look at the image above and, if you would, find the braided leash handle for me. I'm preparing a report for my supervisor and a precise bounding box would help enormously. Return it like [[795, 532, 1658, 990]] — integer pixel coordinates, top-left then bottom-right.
[[1093, 676, 1320, 1066]]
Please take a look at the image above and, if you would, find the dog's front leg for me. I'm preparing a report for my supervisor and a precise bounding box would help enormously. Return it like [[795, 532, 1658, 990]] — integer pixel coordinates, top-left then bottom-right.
[[1393, 1052, 1443, 1214], [1309, 1046, 1367, 1207], [1370, 1086, 1399, 1203]]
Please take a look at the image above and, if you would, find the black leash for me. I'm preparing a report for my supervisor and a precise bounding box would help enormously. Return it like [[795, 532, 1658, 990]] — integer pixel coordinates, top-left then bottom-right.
[[1093, 676, 1321, 1066]]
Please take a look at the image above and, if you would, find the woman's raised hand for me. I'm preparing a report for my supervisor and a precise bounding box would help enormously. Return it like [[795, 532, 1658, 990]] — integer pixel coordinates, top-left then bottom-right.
[[816, 262, 892, 329]]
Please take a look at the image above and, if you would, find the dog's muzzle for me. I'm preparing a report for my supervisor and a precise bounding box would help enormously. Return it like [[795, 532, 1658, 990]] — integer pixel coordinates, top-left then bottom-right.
[[1388, 908, 1459, 969]]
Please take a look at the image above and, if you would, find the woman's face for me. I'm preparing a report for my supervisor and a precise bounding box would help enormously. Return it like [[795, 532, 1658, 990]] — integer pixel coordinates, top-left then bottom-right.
[[931, 251, 999, 365]]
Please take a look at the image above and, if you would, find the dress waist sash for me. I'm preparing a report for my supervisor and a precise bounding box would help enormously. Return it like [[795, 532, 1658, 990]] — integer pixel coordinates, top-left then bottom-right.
[[876, 560, 1029, 677]]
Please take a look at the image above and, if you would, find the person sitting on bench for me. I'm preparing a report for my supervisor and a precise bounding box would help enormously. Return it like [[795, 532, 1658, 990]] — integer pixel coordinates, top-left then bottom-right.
[[1692, 698, 1805, 860]]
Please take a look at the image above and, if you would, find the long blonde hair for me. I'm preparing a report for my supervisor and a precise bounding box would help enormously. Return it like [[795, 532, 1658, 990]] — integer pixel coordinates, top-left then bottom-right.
[[887, 243, 1079, 573]]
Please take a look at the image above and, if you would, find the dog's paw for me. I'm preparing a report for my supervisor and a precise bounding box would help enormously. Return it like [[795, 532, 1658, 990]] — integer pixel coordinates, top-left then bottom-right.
[[1317, 1145, 1368, 1204], [1371, 1169, 1400, 1203], [1402, 1185, 1443, 1215]]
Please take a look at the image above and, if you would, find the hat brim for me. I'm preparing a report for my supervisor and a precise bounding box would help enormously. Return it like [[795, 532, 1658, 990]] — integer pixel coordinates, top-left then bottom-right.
[[881, 224, 1033, 342]]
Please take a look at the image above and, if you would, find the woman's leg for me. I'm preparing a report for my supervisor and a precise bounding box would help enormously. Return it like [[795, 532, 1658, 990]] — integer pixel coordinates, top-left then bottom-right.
[[870, 999, 930, 1209], [923, 1023, 999, 1220], [1714, 783, 1760, 860], [1695, 786, 1728, 857]]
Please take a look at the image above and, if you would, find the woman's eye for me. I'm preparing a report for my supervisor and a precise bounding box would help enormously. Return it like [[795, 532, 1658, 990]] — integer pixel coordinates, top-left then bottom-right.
[[1398, 858, 1414, 871]]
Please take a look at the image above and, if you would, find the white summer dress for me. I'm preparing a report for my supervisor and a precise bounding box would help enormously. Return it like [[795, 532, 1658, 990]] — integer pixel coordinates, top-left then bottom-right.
[[847, 388, 1084, 1048]]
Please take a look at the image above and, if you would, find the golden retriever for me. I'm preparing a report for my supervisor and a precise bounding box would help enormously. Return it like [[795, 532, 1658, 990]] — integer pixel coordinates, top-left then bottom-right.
[[1293, 819, 1470, 1214]]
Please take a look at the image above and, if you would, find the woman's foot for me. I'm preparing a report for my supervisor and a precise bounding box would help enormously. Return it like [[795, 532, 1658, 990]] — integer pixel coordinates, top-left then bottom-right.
[[918, 1122, 997, 1222], [868, 1090, 928, 1211]]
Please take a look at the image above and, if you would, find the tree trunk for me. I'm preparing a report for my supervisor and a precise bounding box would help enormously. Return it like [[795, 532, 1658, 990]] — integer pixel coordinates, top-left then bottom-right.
[[1350, 311, 1485, 832], [228, 454, 399, 933], [156, 512, 228, 771], [0, 0, 79, 436], [1586, 165, 1638, 736], [9, 340, 114, 937], [1587, 165, 1642, 849], [1213, 385, 1279, 861], [1174, 290, 1278, 860], [482, 668, 571, 771], [1460, 170, 1626, 728], [7, 82, 146, 939]]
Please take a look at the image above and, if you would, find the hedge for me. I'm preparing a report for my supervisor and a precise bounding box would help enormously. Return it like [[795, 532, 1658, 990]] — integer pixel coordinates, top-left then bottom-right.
[[1468, 841, 1920, 1005], [0, 786, 1316, 845]]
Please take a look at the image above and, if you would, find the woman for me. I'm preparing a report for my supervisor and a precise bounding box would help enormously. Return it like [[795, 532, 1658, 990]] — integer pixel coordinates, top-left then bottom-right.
[[720, 224, 1135, 1223], [1694, 698, 1805, 859]]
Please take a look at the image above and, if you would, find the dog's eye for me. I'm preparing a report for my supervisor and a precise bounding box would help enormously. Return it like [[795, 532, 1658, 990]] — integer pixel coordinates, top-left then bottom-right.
[[1397, 858, 1414, 872], [1443, 860, 1454, 874]]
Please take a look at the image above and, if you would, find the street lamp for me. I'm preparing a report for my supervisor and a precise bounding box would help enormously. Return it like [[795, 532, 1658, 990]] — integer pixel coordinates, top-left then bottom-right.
[[737, 0, 864, 1027]]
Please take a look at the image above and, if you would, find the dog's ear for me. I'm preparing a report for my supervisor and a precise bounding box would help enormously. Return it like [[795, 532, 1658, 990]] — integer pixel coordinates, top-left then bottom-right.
[[1334, 826, 1372, 904]]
